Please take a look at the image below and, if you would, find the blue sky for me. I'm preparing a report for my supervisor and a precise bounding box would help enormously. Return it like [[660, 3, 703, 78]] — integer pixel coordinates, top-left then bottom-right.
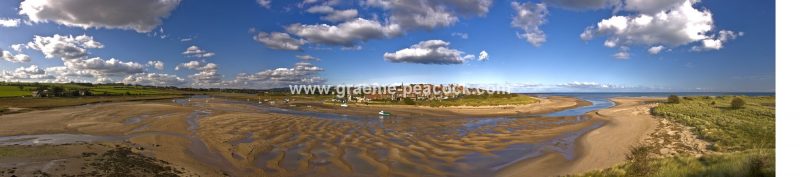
[[0, 0, 775, 92]]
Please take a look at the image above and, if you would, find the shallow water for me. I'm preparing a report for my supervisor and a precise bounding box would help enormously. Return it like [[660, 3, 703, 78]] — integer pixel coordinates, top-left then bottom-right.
[[0, 134, 123, 146]]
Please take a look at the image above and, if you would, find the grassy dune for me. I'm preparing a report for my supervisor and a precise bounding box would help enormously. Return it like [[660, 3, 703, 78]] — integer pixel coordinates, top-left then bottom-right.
[[652, 96, 775, 151], [573, 96, 775, 177]]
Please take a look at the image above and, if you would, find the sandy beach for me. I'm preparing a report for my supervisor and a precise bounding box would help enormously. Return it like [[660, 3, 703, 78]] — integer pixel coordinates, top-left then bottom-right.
[[497, 97, 663, 177]]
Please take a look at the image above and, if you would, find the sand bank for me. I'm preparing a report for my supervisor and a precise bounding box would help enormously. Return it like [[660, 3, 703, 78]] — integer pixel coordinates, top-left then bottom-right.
[[497, 97, 663, 177]]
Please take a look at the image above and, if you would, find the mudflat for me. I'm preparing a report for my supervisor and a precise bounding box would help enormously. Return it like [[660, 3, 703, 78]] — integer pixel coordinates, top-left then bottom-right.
[[1, 95, 601, 176]]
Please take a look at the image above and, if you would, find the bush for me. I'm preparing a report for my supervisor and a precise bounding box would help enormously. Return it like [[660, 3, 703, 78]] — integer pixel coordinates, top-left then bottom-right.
[[626, 145, 655, 176], [667, 95, 680, 104], [731, 97, 746, 109], [402, 98, 416, 105]]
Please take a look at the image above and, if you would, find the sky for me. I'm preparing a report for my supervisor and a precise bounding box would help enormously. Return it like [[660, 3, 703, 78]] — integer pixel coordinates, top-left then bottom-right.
[[0, 0, 775, 92]]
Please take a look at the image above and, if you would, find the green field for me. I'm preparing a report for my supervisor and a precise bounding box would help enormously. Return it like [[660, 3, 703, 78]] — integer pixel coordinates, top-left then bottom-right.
[[0, 95, 184, 111], [0, 86, 36, 97], [573, 96, 775, 177]]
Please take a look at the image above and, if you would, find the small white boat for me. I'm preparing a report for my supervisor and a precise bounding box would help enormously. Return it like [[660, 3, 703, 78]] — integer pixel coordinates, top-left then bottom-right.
[[378, 110, 391, 116], [340, 103, 349, 107]]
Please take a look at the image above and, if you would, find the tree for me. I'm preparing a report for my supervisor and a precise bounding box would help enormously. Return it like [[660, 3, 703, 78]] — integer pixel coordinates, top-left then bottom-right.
[[52, 86, 65, 97], [731, 97, 746, 109], [667, 95, 680, 104]]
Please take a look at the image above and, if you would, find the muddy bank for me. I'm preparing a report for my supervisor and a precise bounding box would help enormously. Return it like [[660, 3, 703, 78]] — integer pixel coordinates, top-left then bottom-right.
[[276, 96, 590, 118]]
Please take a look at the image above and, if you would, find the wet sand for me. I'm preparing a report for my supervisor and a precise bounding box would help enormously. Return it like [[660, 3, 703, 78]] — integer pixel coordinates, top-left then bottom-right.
[[0, 95, 607, 176], [497, 97, 663, 177]]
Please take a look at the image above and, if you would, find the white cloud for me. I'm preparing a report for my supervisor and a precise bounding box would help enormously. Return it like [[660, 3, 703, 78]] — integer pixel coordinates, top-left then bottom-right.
[[511, 2, 548, 47], [693, 30, 743, 51], [2, 50, 32, 63], [0, 18, 21, 27], [254, 32, 306, 51], [451, 32, 469, 39], [614, 47, 630, 59], [286, 18, 402, 47], [19, 0, 181, 33], [648, 45, 664, 54], [147, 60, 165, 70], [123, 73, 186, 86], [63, 57, 145, 76], [176, 60, 222, 86], [296, 55, 320, 61], [1, 65, 55, 80], [182, 45, 215, 58], [257, 0, 270, 8], [557, 81, 622, 89], [363, 0, 492, 30], [623, 0, 685, 14], [306, 5, 358, 22], [26, 34, 103, 60], [11, 44, 25, 52], [580, 0, 738, 57], [384, 40, 480, 64], [479, 50, 489, 61], [230, 62, 325, 88]]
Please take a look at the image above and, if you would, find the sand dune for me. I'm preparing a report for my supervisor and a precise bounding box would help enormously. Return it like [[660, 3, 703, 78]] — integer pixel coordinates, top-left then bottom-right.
[[497, 97, 663, 177]]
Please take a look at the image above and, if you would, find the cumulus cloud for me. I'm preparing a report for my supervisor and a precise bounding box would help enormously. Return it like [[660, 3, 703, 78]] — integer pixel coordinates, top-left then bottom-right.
[[26, 34, 103, 60], [254, 32, 306, 51], [623, 0, 685, 14], [182, 45, 215, 58], [176, 60, 222, 86], [384, 40, 482, 64], [286, 18, 402, 47], [63, 57, 145, 76], [648, 45, 664, 54], [479, 50, 489, 61], [693, 30, 744, 51], [511, 1, 548, 47], [18, 0, 181, 33], [279, 0, 493, 48], [1, 65, 55, 80], [11, 44, 25, 52], [147, 60, 165, 70], [2, 50, 32, 63], [580, 0, 739, 57], [296, 55, 320, 61], [230, 62, 325, 88], [363, 0, 492, 30], [307, 5, 358, 22], [0, 18, 21, 27], [123, 73, 186, 86]]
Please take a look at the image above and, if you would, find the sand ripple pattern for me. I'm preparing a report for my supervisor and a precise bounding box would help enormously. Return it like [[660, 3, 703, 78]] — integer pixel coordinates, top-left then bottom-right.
[[196, 101, 593, 177]]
